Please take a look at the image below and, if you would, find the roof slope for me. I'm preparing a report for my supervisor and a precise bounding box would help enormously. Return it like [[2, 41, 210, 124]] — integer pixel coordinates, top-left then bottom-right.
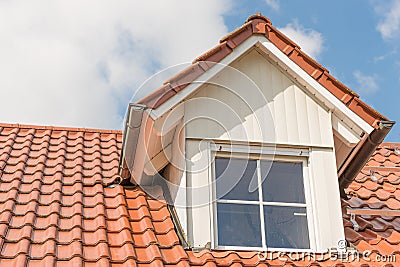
[[0, 123, 399, 266], [0, 124, 186, 266], [137, 14, 387, 128], [344, 143, 400, 252]]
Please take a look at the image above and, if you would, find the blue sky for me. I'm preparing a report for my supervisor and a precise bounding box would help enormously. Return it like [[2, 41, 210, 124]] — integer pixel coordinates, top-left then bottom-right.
[[226, 0, 399, 141], [0, 1, 398, 140]]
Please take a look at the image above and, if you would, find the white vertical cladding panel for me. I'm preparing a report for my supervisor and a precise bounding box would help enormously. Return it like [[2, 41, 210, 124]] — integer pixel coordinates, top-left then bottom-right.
[[294, 86, 311, 144], [284, 85, 300, 143], [318, 105, 334, 146], [185, 49, 333, 147], [305, 95, 323, 146], [270, 60, 289, 143], [185, 139, 213, 247], [309, 148, 345, 250]]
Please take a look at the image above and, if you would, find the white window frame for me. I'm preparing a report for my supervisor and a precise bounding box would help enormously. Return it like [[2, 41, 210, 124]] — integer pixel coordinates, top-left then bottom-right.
[[209, 143, 316, 252]]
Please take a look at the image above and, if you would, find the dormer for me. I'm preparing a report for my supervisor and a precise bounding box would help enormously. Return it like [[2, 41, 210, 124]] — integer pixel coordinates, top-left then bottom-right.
[[119, 14, 394, 252]]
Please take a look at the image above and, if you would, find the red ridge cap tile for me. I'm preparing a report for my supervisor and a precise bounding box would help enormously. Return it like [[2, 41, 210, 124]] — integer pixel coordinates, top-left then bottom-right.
[[266, 24, 299, 56], [137, 83, 176, 109], [289, 47, 328, 80], [219, 21, 253, 48], [194, 41, 233, 63], [164, 62, 207, 93]]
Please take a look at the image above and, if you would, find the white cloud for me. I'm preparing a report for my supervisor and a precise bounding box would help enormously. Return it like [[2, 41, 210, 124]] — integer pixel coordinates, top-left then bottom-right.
[[264, 0, 279, 11], [353, 71, 379, 95], [279, 20, 324, 59], [375, 0, 400, 40], [0, 0, 230, 129]]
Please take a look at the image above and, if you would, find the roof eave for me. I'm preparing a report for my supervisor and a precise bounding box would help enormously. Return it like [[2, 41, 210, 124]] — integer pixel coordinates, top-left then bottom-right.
[[119, 103, 147, 181], [339, 120, 396, 195]]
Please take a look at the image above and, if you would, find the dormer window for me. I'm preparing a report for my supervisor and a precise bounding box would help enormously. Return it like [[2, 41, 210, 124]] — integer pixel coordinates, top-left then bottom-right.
[[213, 147, 312, 250], [120, 14, 393, 253]]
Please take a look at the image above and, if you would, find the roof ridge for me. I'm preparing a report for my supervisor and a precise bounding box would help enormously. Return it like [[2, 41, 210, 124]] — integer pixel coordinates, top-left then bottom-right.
[[0, 122, 122, 134], [137, 13, 389, 127]]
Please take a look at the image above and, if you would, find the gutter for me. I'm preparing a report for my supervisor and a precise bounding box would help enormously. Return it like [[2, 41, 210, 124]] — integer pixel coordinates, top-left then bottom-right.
[[119, 103, 147, 180], [338, 120, 395, 196], [118, 105, 190, 248]]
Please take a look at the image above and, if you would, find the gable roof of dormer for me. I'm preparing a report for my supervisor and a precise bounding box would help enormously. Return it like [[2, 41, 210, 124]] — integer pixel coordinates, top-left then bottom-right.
[[137, 13, 387, 127], [120, 14, 395, 191]]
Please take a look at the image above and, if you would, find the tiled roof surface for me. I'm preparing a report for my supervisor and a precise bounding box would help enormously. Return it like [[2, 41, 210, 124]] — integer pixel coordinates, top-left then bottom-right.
[[0, 124, 186, 266], [137, 14, 387, 128], [344, 143, 400, 259], [0, 123, 399, 266]]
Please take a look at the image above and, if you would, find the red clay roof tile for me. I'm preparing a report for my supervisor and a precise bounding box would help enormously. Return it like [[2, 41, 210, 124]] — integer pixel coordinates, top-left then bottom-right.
[[0, 117, 398, 267]]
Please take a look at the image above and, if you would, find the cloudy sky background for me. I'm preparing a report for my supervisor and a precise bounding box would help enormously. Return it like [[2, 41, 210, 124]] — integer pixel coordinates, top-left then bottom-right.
[[0, 0, 399, 140]]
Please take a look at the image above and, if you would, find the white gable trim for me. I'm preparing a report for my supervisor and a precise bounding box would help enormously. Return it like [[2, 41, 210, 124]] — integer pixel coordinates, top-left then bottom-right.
[[147, 35, 374, 135]]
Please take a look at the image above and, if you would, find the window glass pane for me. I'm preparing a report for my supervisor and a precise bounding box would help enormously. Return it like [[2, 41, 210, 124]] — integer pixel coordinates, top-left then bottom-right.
[[261, 160, 305, 203], [216, 158, 258, 201], [264, 206, 310, 249], [217, 203, 262, 247]]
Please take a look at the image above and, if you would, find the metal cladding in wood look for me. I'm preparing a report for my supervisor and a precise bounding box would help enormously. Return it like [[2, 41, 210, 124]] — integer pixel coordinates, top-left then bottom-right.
[[0, 123, 399, 266]]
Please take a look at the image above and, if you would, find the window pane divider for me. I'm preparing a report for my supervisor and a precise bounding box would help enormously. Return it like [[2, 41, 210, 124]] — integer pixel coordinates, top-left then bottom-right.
[[262, 202, 307, 207], [217, 199, 259, 205], [217, 200, 307, 208], [257, 160, 267, 249]]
